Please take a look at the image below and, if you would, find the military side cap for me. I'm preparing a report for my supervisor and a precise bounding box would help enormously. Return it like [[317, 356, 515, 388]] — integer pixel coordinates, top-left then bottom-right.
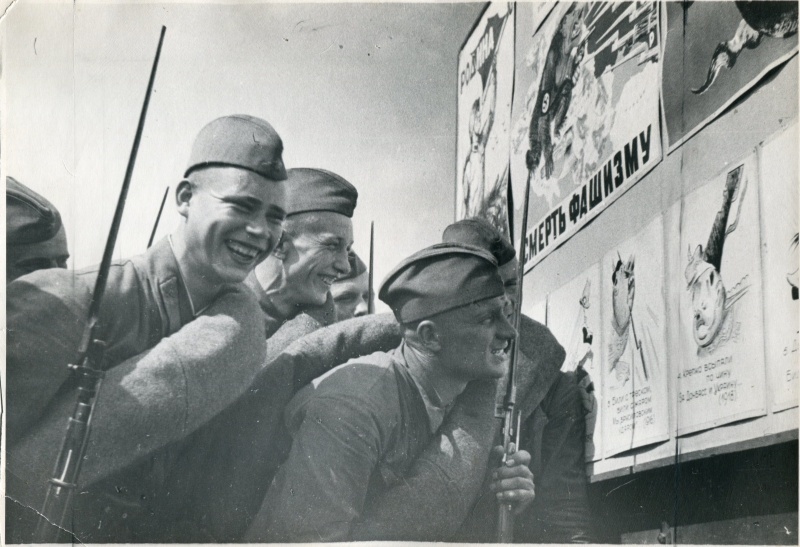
[[336, 251, 367, 282], [284, 168, 358, 218], [442, 218, 516, 266], [379, 242, 503, 323], [185, 115, 287, 181], [7, 177, 64, 245]]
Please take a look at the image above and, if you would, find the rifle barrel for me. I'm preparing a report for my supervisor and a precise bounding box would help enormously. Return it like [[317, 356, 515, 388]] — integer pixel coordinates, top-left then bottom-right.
[[147, 185, 170, 249], [33, 26, 166, 542], [496, 165, 533, 543], [368, 221, 375, 314]]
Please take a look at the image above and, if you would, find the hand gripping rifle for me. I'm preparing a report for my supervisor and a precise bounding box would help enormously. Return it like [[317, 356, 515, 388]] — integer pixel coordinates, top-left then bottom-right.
[[496, 168, 533, 543], [367, 221, 375, 314], [32, 26, 166, 543]]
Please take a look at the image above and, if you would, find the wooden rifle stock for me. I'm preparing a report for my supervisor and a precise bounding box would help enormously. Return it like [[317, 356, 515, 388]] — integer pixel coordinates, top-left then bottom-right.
[[33, 26, 166, 542]]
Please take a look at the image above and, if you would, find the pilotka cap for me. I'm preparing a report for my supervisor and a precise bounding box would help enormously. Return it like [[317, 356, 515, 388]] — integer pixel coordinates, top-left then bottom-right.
[[379, 242, 504, 323], [185, 115, 287, 181], [442, 218, 516, 266], [336, 251, 367, 282], [7, 177, 64, 246], [284, 168, 358, 218]]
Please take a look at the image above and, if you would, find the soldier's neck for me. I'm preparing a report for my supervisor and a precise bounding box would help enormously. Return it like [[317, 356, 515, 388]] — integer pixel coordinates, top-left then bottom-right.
[[169, 231, 219, 313], [403, 343, 467, 409]]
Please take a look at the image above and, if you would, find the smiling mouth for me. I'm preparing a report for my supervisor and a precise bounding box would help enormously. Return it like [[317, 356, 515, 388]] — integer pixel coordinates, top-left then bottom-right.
[[319, 274, 337, 287], [226, 239, 264, 262], [490, 341, 511, 357]]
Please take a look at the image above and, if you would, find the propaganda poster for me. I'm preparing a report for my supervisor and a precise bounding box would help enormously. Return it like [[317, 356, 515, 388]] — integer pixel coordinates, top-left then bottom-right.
[[548, 264, 603, 461], [759, 125, 799, 412], [601, 216, 669, 456], [677, 154, 767, 435], [510, 2, 662, 269], [456, 2, 515, 236], [662, 1, 799, 151]]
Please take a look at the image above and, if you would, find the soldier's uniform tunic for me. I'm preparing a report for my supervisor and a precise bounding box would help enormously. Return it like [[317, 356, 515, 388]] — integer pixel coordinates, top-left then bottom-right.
[[6, 237, 266, 543]]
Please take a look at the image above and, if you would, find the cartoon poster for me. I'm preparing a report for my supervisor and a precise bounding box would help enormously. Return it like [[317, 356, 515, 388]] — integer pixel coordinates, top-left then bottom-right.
[[548, 264, 603, 461], [677, 154, 767, 435], [759, 125, 799, 411], [510, 2, 662, 269], [601, 216, 669, 456], [456, 2, 515, 236], [661, 2, 799, 152]]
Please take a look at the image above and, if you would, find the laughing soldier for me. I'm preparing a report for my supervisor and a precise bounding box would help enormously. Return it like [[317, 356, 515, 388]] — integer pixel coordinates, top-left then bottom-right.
[[6, 114, 288, 542], [248, 243, 535, 542], [169, 167, 360, 541]]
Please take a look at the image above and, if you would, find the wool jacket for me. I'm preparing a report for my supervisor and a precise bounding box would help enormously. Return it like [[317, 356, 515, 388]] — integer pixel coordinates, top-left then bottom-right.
[[251, 347, 437, 542], [5, 238, 267, 543], [242, 313, 591, 542]]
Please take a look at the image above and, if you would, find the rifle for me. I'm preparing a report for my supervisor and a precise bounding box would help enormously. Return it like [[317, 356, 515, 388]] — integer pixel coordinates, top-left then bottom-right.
[[496, 168, 533, 542], [147, 185, 170, 248], [368, 221, 375, 314], [32, 26, 166, 543]]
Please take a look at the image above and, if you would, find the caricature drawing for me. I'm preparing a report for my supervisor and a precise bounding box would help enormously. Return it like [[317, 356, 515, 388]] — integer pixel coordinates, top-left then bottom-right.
[[692, 1, 798, 94], [685, 165, 750, 355]]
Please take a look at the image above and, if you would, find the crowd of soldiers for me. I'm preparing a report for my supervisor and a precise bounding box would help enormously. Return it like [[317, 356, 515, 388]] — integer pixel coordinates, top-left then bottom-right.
[[6, 114, 593, 543]]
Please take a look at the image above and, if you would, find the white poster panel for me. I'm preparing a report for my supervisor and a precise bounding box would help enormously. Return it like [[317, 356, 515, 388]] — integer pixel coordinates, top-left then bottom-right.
[[759, 125, 799, 411], [510, 2, 662, 268], [601, 216, 669, 456], [456, 2, 515, 236], [677, 154, 767, 435], [548, 263, 603, 460]]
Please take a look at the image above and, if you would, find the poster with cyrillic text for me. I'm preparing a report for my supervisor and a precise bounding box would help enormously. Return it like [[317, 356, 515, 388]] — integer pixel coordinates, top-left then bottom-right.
[[456, 2, 515, 236], [601, 215, 669, 456], [759, 125, 799, 412], [677, 154, 767, 435], [510, 2, 662, 269]]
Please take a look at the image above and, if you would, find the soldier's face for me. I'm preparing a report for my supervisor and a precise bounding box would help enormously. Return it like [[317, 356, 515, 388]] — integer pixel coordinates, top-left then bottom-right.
[[434, 295, 516, 381], [281, 212, 354, 308], [612, 267, 633, 331], [690, 268, 726, 347], [181, 167, 286, 285], [331, 271, 369, 321]]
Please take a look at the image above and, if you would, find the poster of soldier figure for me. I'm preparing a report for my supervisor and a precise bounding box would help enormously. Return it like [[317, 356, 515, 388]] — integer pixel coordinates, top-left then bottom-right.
[[548, 264, 603, 461], [758, 125, 799, 412], [662, 1, 798, 151], [510, 2, 662, 269], [456, 2, 515, 236], [601, 216, 669, 456], [677, 154, 767, 435]]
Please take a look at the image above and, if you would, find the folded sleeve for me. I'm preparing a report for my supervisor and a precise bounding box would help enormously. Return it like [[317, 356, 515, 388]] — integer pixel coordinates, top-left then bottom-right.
[[8, 287, 267, 500]]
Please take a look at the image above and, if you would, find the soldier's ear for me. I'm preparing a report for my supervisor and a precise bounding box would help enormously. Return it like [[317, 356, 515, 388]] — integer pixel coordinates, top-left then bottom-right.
[[416, 320, 441, 352], [175, 180, 193, 219]]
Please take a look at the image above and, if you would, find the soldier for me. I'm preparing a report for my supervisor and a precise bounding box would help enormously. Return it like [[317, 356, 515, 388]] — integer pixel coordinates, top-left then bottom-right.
[[247, 167, 358, 335], [249, 243, 535, 542], [331, 251, 370, 320], [6, 176, 70, 283], [443, 218, 594, 543], [6, 114, 288, 543], [168, 167, 360, 541]]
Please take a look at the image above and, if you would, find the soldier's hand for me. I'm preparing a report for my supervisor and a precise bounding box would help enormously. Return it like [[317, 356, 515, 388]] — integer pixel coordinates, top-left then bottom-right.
[[489, 443, 535, 515]]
